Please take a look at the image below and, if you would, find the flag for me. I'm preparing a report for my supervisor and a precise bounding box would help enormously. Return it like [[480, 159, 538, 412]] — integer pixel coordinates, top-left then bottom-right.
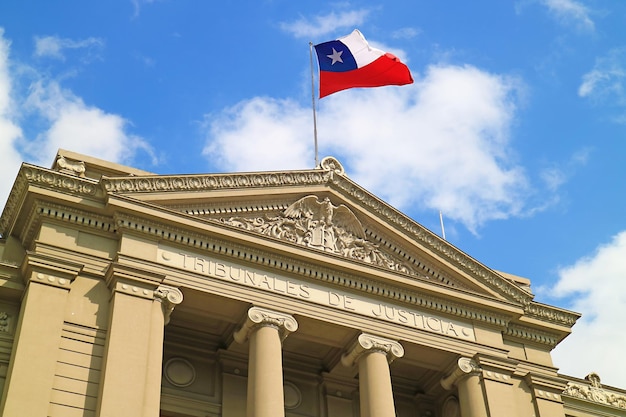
[[314, 29, 414, 98]]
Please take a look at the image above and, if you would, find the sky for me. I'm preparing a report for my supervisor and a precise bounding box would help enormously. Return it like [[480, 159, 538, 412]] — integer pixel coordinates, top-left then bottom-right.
[[1, 0, 626, 389]]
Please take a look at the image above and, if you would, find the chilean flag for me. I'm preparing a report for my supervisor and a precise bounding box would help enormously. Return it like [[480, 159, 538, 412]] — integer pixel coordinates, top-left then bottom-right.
[[314, 30, 414, 98]]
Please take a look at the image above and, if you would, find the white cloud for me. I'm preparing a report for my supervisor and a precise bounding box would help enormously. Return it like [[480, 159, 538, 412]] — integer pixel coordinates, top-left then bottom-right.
[[34, 35, 104, 61], [0, 29, 24, 208], [203, 65, 532, 233], [0, 28, 155, 210], [579, 48, 626, 105], [202, 97, 312, 171], [23, 80, 155, 167], [539, 0, 595, 31], [392, 27, 421, 40], [550, 231, 626, 388], [280, 10, 370, 39]]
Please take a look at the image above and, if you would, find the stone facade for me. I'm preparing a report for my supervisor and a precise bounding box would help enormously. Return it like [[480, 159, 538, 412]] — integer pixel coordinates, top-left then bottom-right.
[[0, 149, 623, 417]]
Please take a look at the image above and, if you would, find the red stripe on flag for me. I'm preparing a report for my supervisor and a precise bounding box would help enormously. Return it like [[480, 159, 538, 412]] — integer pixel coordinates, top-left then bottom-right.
[[319, 53, 413, 98]]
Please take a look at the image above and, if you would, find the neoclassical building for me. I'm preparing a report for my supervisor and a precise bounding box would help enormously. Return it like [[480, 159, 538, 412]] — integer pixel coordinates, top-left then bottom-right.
[[0, 149, 624, 417]]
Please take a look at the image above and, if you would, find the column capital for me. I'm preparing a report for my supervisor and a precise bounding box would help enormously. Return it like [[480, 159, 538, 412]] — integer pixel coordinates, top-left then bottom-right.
[[341, 333, 404, 367], [233, 306, 298, 344], [154, 285, 184, 325], [441, 357, 482, 390]]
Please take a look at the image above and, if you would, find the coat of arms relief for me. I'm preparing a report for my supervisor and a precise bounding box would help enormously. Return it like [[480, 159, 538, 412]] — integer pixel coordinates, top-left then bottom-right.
[[219, 195, 421, 277]]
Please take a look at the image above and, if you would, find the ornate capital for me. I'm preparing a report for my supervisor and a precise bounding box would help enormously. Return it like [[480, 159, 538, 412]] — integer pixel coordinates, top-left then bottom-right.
[[341, 333, 404, 367], [441, 357, 482, 390], [154, 285, 184, 325], [233, 306, 298, 344]]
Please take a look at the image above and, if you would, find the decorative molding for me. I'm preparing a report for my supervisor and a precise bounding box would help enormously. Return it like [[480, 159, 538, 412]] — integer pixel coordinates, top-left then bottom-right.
[[23, 165, 99, 196], [155, 285, 184, 325], [341, 333, 404, 367], [233, 306, 298, 344], [503, 323, 560, 347], [283, 381, 302, 410], [563, 373, 626, 409], [101, 170, 333, 194], [163, 357, 196, 388], [440, 357, 482, 390]]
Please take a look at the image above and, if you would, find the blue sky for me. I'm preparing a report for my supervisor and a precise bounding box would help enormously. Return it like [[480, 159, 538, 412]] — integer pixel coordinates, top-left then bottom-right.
[[1, 1, 626, 388]]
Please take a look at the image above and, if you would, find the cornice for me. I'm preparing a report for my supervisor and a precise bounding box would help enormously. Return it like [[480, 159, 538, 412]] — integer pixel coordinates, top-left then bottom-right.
[[101, 168, 564, 325], [114, 212, 513, 328], [0, 164, 103, 237], [503, 323, 560, 348], [20, 201, 116, 248]]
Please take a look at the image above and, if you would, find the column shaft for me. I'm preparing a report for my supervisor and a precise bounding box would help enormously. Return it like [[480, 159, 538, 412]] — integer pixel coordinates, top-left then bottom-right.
[[359, 351, 396, 417], [457, 373, 489, 417], [248, 325, 285, 417]]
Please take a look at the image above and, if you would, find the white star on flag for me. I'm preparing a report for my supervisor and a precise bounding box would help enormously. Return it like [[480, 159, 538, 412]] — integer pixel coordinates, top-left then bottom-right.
[[326, 48, 343, 65]]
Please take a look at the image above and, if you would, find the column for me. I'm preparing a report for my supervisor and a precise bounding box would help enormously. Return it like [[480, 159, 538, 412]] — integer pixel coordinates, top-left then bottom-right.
[[96, 264, 182, 417], [440, 357, 488, 417], [341, 333, 404, 417], [0, 253, 82, 416], [233, 306, 298, 417]]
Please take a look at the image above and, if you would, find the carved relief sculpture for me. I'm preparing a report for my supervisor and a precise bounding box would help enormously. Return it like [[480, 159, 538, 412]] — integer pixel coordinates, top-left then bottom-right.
[[220, 195, 420, 276]]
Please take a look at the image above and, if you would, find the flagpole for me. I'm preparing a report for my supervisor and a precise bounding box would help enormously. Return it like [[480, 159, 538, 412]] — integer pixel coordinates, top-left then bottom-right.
[[309, 42, 319, 167], [439, 211, 446, 240]]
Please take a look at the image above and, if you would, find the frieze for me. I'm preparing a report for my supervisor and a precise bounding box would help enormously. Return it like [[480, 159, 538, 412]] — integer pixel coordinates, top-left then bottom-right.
[[158, 244, 477, 342], [116, 214, 511, 328], [563, 373, 626, 409], [219, 195, 422, 277]]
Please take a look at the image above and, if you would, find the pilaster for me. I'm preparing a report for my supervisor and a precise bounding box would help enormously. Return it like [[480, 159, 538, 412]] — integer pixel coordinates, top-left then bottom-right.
[[525, 372, 567, 417], [475, 356, 518, 417], [96, 264, 182, 417], [0, 253, 82, 417]]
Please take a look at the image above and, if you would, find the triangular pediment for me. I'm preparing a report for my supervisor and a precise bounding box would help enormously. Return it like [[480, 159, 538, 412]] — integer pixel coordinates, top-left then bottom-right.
[[97, 156, 532, 305]]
